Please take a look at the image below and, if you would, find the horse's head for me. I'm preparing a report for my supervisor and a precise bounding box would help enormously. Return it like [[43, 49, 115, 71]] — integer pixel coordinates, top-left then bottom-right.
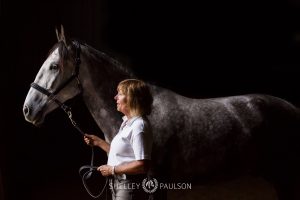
[[23, 26, 82, 126]]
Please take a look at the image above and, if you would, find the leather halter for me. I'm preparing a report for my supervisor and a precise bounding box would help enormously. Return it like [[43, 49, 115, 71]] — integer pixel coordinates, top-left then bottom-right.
[[30, 40, 82, 111]]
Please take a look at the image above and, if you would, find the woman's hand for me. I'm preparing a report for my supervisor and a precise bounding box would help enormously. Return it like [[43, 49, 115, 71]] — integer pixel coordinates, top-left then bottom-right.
[[98, 165, 114, 177], [84, 134, 110, 153], [84, 134, 101, 146]]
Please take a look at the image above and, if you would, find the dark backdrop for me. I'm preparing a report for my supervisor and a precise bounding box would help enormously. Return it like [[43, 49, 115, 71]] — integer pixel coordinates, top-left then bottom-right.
[[1, 0, 300, 200]]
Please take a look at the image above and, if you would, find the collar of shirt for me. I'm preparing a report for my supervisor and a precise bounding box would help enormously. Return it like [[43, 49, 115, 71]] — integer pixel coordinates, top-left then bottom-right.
[[121, 115, 141, 127]]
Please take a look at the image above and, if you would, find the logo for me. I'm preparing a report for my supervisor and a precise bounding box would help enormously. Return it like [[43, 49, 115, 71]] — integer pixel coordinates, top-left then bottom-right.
[[142, 177, 158, 193]]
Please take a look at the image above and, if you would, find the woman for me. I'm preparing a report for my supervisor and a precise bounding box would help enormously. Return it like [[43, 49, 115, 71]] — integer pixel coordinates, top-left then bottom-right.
[[84, 79, 153, 200]]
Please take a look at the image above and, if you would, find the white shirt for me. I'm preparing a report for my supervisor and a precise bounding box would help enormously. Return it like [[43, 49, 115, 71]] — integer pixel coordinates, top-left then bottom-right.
[[107, 116, 153, 166]]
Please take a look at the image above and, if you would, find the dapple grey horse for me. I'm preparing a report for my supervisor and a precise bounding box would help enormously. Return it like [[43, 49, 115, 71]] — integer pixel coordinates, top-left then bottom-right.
[[23, 28, 300, 200]]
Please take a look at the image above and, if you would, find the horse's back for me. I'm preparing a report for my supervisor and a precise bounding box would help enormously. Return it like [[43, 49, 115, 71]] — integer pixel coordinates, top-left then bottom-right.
[[149, 87, 300, 182]]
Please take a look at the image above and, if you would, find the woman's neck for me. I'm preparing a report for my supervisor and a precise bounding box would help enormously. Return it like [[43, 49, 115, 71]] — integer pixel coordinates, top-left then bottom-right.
[[125, 112, 140, 120]]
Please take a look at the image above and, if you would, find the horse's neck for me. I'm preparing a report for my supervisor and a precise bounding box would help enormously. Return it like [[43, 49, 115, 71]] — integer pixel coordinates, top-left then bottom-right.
[[79, 47, 133, 142]]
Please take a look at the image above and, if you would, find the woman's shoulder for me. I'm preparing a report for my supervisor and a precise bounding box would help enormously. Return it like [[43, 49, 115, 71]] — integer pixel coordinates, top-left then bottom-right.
[[131, 116, 150, 131]]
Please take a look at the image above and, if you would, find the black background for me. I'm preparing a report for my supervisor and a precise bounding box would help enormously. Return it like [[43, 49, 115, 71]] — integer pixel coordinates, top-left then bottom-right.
[[1, 0, 300, 199]]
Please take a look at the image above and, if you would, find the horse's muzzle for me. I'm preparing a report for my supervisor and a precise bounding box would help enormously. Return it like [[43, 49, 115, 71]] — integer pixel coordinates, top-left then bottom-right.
[[23, 105, 30, 117], [23, 104, 44, 126]]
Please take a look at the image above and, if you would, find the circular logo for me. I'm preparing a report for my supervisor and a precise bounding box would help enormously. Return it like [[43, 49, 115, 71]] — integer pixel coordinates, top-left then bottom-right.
[[142, 177, 158, 193]]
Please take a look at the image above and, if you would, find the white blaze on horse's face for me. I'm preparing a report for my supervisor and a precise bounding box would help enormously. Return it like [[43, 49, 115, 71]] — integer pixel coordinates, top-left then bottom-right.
[[23, 47, 80, 126]]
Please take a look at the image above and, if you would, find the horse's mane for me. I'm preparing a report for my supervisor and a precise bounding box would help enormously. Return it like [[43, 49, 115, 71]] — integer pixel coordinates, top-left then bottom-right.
[[81, 42, 134, 77]]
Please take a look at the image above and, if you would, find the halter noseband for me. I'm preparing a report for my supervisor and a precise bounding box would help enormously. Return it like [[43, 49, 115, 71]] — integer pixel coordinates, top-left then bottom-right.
[[30, 40, 82, 111]]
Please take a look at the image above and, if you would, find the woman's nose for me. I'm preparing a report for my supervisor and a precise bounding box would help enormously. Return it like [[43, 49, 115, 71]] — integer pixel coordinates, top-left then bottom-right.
[[114, 94, 118, 100]]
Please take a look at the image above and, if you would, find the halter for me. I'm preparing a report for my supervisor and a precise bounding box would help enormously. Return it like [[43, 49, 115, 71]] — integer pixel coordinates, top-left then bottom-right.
[[30, 40, 108, 198], [30, 40, 82, 110]]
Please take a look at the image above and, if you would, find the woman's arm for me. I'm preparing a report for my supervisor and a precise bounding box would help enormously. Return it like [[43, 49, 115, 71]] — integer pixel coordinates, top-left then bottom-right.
[[115, 159, 151, 175], [84, 134, 110, 153], [98, 160, 151, 177]]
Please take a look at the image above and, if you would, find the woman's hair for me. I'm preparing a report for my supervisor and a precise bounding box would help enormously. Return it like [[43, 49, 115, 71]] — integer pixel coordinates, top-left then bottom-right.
[[117, 79, 153, 116]]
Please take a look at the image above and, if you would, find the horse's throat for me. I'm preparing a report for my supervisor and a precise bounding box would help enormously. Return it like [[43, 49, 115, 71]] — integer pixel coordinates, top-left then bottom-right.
[[81, 83, 121, 142]]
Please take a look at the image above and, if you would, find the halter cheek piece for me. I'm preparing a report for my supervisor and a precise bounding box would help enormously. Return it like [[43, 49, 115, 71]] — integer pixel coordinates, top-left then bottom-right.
[[30, 40, 108, 198]]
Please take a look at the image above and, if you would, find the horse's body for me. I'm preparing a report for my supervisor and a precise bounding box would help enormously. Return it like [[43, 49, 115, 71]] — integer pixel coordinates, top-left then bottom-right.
[[23, 36, 300, 199]]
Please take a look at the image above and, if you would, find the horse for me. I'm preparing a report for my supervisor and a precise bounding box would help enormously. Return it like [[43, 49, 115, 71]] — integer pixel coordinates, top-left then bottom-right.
[[23, 27, 300, 200]]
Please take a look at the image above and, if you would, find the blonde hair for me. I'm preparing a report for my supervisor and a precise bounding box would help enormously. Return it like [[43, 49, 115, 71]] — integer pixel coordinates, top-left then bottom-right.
[[117, 79, 153, 116]]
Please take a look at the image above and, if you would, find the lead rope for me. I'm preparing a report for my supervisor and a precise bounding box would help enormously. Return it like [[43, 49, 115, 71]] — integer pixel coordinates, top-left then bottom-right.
[[61, 105, 108, 199]]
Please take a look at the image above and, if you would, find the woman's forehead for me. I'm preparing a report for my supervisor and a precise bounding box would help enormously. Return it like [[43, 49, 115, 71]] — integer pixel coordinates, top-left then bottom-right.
[[117, 88, 124, 94], [117, 85, 126, 92]]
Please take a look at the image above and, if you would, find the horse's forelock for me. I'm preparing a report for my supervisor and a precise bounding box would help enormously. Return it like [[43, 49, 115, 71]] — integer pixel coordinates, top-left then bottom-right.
[[48, 41, 69, 67]]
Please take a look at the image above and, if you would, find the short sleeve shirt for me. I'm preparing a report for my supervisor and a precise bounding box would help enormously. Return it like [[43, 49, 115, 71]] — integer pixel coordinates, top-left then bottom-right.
[[107, 116, 153, 166]]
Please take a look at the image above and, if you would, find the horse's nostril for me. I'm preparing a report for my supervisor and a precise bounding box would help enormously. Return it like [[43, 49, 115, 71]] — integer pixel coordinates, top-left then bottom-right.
[[23, 105, 30, 116]]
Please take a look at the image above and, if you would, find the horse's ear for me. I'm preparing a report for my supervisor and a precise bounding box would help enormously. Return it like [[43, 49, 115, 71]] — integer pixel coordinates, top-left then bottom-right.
[[55, 24, 68, 46], [55, 27, 60, 42], [60, 25, 67, 46]]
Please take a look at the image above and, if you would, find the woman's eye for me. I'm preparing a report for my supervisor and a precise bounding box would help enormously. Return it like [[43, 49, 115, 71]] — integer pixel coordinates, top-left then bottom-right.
[[50, 64, 59, 70]]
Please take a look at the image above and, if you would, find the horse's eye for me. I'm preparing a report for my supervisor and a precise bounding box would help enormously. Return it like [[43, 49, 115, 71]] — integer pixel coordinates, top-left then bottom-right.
[[50, 64, 59, 70]]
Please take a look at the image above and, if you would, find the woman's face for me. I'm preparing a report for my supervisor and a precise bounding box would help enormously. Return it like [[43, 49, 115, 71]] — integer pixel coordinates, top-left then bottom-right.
[[114, 90, 129, 115]]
